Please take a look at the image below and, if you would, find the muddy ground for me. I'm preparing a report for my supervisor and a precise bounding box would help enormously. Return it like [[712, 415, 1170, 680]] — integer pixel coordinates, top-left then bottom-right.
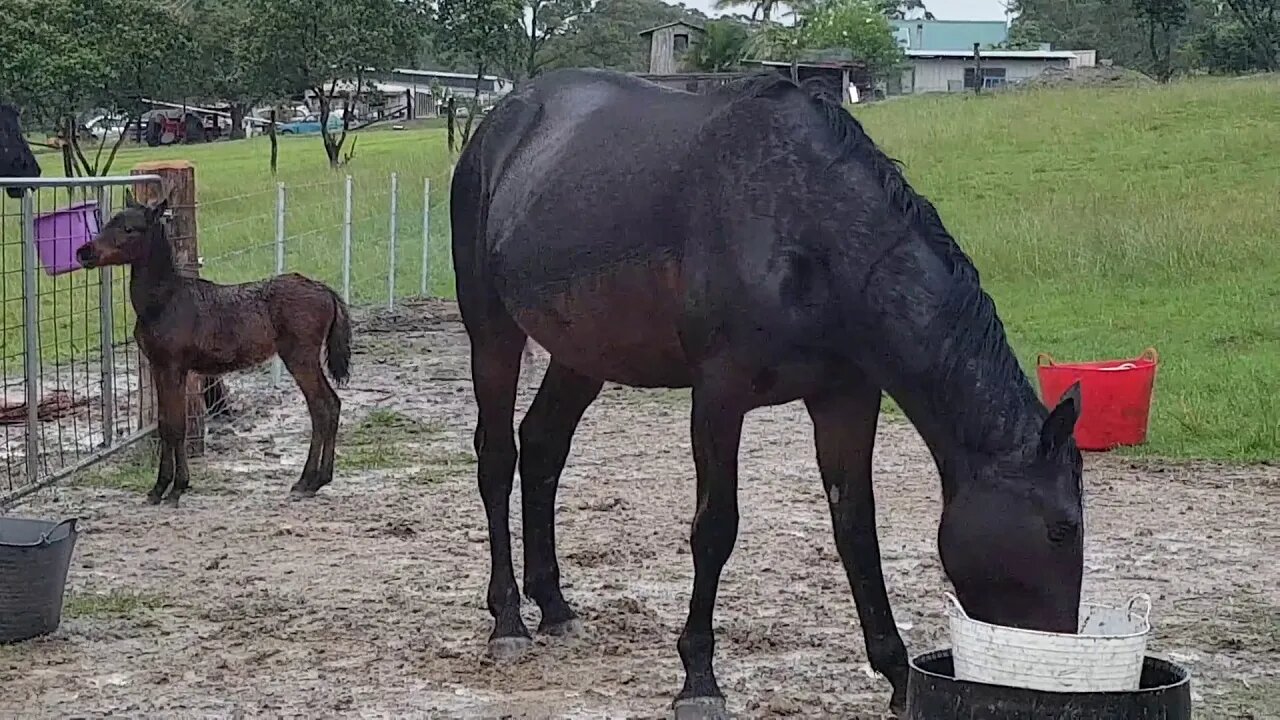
[[2, 300, 1277, 719]]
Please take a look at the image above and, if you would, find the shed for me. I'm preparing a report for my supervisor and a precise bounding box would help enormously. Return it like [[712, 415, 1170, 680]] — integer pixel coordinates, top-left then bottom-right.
[[742, 60, 873, 104], [900, 49, 1093, 94], [639, 21, 706, 74]]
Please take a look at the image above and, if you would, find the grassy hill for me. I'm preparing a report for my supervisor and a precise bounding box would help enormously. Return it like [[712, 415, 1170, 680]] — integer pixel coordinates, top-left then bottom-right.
[[5, 76, 1277, 461], [853, 77, 1279, 461]]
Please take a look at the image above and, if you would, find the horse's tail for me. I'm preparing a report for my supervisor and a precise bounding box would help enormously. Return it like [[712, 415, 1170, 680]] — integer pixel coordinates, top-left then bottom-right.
[[323, 287, 352, 387]]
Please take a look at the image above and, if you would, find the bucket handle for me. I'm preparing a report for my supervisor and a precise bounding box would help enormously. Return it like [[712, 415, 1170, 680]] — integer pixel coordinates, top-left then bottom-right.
[[1138, 347, 1159, 364], [1126, 593, 1152, 625], [37, 518, 78, 546], [1036, 352, 1056, 367], [942, 592, 970, 620]]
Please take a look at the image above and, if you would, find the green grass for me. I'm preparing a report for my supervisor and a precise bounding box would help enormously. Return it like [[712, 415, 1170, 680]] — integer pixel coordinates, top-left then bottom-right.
[[70, 445, 157, 492], [2, 126, 457, 368], [8, 77, 1278, 461], [63, 589, 170, 619], [337, 408, 448, 470], [850, 76, 1280, 461]]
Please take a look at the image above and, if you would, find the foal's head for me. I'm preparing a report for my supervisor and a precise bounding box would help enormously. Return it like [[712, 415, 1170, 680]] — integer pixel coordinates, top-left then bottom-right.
[[938, 383, 1085, 633], [77, 193, 168, 269], [0, 104, 41, 199]]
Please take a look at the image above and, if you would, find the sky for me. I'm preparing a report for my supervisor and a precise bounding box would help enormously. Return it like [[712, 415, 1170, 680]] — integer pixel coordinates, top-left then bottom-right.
[[682, 0, 1012, 22]]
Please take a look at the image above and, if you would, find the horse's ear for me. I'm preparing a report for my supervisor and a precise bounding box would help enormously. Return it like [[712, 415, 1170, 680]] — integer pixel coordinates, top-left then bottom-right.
[[1039, 381, 1082, 458], [147, 194, 169, 221], [124, 190, 141, 209]]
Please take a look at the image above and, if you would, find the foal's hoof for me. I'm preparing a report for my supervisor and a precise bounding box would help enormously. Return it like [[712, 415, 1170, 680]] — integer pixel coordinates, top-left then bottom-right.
[[289, 487, 318, 500], [486, 635, 533, 661], [672, 697, 732, 720], [539, 617, 583, 638], [145, 492, 163, 506]]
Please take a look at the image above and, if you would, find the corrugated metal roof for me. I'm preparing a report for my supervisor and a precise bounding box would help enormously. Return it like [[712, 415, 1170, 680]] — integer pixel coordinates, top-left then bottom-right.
[[905, 49, 1079, 59]]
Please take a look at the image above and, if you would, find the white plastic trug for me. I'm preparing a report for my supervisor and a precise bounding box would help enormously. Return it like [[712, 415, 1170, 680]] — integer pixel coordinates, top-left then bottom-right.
[[945, 592, 1152, 693]]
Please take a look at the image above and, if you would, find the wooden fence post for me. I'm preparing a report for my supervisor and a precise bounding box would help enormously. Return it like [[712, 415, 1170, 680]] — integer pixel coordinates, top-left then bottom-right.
[[130, 160, 209, 457]]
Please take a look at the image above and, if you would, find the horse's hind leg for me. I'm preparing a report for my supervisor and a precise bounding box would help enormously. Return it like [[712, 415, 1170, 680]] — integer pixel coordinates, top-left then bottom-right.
[[519, 360, 602, 636], [805, 385, 909, 715], [463, 304, 530, 659], [279, 341, 338, 497]]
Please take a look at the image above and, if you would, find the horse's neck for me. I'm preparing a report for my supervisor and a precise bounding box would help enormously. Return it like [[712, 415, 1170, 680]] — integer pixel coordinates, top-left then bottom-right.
[[860, 252, 1045, 481], [129, 233, 182, 322]]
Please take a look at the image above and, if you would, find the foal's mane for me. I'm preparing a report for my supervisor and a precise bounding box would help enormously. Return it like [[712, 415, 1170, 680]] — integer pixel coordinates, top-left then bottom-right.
[[717, 74, 1043, 442]]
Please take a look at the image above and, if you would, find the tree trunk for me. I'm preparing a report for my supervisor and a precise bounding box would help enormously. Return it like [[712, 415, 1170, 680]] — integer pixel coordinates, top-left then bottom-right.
[[318, 92, 340, 168], [446, 96, 457, 153], [229, 103, 246, 140], [462, 67, 484, 147]]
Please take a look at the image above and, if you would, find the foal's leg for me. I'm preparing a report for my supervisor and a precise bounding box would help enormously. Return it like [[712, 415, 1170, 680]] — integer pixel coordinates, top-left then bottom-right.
[[518, 360, 602, 636], [805, 387, 909, 715], [674, 385, 745, 720], [157, 367, 193, 507], [467, 314, 530, 658], [279, 344, 337, 497]]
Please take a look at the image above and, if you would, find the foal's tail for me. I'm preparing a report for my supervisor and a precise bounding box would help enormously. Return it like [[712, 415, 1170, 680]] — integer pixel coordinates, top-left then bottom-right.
[[324, 287, 352, 387]]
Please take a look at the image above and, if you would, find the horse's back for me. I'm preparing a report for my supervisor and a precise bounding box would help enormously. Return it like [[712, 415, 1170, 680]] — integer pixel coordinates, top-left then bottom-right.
[[455, 69, 837, 389]]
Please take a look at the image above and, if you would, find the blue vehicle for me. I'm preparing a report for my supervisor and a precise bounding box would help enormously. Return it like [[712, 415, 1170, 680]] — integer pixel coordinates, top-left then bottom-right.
[[277, 114, 347, 135]]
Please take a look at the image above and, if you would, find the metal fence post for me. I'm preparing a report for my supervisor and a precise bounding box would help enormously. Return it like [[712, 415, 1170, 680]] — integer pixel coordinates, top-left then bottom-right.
[[388, 172, 398, 309], [343, 175, 353, 304], [20, 192, 41, 484], [272, 182, 286, 387], [420, 178, 431, 296], [96, 187, 116, 448]]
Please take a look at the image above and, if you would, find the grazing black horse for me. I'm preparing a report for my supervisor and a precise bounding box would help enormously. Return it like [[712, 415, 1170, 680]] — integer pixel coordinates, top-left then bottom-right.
[[451, 68, 1084, 718], [0, 103, 41, 198]]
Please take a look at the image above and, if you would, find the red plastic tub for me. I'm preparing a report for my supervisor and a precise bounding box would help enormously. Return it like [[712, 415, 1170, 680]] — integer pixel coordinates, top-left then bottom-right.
[[1036, 348, 1159, 452]]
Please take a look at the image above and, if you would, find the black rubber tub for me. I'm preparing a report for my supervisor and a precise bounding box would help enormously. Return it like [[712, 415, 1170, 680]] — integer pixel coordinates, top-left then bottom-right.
[[906, 649, 1191, 720], [0, 516, 79, 643]]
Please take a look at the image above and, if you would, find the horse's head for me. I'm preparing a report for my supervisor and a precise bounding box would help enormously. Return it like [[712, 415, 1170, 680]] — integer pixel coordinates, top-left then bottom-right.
[[0, 104, 41, 199], [77, 192, 168, 269], [937, 382, 1085, 634]]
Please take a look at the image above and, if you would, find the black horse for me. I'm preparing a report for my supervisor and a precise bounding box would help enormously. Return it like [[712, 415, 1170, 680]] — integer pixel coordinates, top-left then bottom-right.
[[0, 104, 41, 198], [451, 69, 1084, 718]]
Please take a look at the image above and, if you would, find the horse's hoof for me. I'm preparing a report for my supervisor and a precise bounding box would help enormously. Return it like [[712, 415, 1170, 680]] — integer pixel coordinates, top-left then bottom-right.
[[162, 494, 181, 508], [539, 617, 583, 637], [145, 493, 163, 505], [486, 636, 533, 661], [672, 697, 731, 720], [889, 691, 906, 718], [289, 487, 318, 500]]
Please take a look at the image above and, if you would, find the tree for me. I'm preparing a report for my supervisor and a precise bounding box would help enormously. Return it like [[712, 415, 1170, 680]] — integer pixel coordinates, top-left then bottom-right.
[[808, 0, 904, 78], [876, 0, 934, 19], [540, 0, 707, 71], [714, 0, 780, 22], [245, 0, 426, 167], [687, 19, 752, 71], [0, 0, 193, 176], [1132, 0, 1188, 81], [433, 0, 524, 145], [182, 0, 273, 140], [521, 0, 593, 79], [1219, 0, 1279, 69]]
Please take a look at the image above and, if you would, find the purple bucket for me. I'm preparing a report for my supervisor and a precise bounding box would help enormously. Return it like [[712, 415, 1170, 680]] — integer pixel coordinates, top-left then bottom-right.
[[32, 200, 101, 276]]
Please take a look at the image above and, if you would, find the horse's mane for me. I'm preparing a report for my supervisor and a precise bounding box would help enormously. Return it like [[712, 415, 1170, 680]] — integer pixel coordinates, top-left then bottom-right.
[[717, 73, 1042, 442]]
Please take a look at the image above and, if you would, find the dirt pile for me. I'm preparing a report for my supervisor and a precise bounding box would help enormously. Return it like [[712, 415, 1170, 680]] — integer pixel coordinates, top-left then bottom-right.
[[1020, 64, 1157, 89]]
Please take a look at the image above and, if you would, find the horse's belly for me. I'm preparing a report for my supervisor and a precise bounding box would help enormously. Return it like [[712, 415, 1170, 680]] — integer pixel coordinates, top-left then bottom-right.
[[506, 261, 691, 388]]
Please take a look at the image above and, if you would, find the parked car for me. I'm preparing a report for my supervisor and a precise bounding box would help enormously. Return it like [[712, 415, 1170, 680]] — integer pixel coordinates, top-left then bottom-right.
[[278, 114, 347, 135]]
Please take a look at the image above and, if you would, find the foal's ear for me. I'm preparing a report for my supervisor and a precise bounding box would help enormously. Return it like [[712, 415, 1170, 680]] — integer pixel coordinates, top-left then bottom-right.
[[1039, 381, 1082, 458], [123, 190, 142, 209], [146, 194, 170, 221]]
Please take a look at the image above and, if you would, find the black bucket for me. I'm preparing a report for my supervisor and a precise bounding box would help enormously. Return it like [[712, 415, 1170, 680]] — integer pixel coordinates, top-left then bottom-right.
[[0, 516, 79, 644], [906, 649, 1192, 720]]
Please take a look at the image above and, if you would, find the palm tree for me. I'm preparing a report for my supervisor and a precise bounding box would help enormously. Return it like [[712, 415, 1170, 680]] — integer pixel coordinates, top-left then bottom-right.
[[714, 0, 781, 22]]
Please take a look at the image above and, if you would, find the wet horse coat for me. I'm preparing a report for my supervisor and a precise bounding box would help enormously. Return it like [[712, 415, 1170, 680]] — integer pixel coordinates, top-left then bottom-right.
[[451, 68, 1084, 717]]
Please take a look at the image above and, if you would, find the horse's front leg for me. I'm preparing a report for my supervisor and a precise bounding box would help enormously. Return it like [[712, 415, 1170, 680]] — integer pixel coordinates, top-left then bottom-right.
[[806, 386, 909, 716], [673, 385, 745, 720], [157, 367, 192, 507], [147, 366, 184, 505]]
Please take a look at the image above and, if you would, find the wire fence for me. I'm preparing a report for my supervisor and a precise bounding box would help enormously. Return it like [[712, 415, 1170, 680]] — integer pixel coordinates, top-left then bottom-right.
[[0, 166, 455, 505]]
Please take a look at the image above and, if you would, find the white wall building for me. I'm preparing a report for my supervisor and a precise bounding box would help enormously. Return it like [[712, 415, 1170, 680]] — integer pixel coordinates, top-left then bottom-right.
[[900, 49, 1097, 94]]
